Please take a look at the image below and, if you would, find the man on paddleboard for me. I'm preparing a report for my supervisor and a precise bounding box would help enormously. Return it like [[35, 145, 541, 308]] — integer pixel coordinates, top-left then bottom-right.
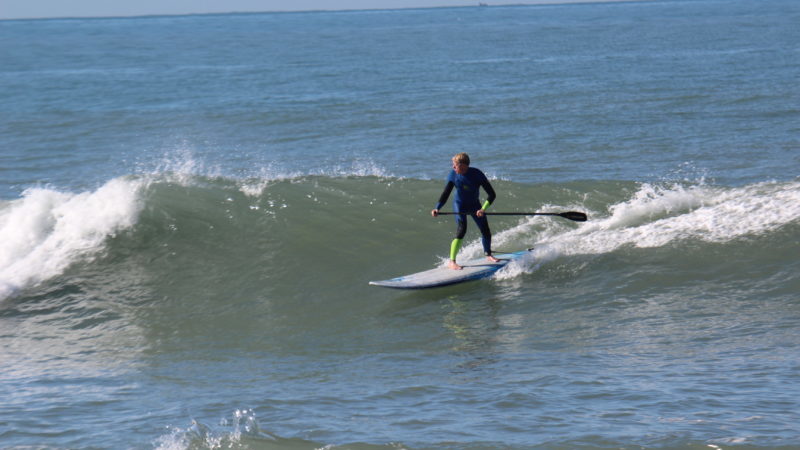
[[431, 153, 501, 270]]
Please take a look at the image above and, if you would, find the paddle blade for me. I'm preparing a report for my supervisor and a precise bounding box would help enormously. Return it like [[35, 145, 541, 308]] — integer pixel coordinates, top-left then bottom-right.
[[559, 211, 588, 222]]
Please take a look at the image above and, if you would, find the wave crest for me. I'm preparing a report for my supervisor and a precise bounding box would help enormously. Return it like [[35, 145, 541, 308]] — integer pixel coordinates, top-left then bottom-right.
[[0, 177, 144, 300], [494, 180, 800, 279]]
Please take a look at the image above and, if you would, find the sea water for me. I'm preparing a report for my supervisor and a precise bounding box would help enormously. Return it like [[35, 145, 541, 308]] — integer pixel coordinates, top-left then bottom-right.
[[1, 0, 799, 448]]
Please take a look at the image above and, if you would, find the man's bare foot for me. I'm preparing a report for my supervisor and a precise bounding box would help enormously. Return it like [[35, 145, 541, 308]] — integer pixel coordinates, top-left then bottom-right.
[[487, 255, 501, 263], [448, 260, 463, 270]]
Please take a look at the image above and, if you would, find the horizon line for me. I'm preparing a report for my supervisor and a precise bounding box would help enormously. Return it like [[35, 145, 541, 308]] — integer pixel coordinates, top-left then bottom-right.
[[0, 0, 655, 22]]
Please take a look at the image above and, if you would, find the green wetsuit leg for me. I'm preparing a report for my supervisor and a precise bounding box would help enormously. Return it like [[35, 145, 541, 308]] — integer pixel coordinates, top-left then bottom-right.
[[450, 238, 462, 261]]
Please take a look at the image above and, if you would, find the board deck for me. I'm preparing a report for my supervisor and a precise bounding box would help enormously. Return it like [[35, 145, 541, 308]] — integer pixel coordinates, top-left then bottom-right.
[[369, 249, 532, 289]]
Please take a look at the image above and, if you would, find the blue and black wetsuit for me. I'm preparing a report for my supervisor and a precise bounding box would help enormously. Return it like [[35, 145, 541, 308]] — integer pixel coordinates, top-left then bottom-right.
[[434, 167, 497, 259]]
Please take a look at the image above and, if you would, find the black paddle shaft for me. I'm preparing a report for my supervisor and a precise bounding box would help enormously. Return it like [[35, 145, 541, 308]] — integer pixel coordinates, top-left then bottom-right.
[[437, 211, 587, 222]]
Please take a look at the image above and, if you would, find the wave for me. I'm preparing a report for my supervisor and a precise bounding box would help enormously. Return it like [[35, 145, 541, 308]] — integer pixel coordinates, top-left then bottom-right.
[[2, 170, 798, 301]]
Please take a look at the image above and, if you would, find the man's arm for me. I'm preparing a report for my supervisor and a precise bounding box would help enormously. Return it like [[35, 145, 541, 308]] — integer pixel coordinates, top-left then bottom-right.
[[432, 181, 455, 216]]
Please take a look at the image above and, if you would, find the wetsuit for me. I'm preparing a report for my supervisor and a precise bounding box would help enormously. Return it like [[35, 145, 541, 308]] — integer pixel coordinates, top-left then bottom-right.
[[434, 167, 497, 259]]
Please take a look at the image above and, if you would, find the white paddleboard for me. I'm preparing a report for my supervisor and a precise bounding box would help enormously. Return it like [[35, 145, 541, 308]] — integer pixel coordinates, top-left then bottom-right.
[[369, 249, 532, 289]]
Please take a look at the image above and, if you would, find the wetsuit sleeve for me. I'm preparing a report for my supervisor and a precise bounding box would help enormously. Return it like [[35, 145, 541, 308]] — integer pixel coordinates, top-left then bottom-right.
[[435, 181, 455, 211], [482, 178, 496, 209]]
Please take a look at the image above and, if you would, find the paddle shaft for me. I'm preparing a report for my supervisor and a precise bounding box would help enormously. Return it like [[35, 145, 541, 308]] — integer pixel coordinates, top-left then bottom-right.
[[437, 211, 587, 221]]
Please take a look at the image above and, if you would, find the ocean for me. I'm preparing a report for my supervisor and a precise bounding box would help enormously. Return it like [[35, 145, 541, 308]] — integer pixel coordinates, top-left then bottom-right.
[[1, 0, 799, 448]]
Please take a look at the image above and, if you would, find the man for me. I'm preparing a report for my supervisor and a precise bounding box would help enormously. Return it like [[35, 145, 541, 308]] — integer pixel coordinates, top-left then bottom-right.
[[431, 152, 501, 270]]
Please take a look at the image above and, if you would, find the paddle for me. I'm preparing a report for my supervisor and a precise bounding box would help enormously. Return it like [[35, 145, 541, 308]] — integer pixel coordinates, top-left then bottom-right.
[[437, 211, 588, 222]]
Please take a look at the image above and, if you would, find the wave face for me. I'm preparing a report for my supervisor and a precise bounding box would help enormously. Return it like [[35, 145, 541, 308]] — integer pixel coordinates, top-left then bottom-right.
[[5, 175, 798, 303]]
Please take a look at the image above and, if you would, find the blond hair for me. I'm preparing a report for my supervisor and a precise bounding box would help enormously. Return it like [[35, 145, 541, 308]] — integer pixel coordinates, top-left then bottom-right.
[[452, 152, 470, 166]]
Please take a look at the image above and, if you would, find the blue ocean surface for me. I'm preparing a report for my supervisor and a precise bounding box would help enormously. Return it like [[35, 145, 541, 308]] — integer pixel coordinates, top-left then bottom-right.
[[1, 0, 799, 448]]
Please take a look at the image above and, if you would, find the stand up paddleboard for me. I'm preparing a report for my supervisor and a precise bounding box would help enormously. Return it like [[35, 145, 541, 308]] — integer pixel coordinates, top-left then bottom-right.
[[369, 249, 532, 289]]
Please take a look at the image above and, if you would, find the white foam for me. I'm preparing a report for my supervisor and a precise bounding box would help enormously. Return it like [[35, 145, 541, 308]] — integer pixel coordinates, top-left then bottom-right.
[[492, 180, 800, 279], [560, 181, 800, 255], [0, 177, 143, 300], [153, 409, 272, 450]]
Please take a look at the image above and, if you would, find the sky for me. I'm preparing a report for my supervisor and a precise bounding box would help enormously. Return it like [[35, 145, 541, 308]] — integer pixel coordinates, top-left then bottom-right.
[[0, 0, 619, 20]]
